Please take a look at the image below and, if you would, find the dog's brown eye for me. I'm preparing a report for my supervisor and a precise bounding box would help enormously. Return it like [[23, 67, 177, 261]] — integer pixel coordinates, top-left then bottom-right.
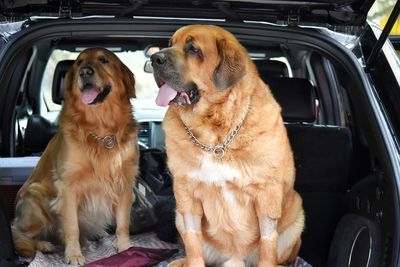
[[99, 56, 109, 64], [76, 59, 83, 66], [187, 45, 202, 57]]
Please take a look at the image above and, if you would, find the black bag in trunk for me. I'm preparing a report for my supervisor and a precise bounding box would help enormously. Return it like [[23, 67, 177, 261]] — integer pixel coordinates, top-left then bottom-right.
[[129, 149, 177, 242]]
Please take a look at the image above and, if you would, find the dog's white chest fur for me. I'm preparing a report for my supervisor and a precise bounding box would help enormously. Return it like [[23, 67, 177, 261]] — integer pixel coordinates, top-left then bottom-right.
[[187, 153, 241, 204], [188, 153, 241, 185]]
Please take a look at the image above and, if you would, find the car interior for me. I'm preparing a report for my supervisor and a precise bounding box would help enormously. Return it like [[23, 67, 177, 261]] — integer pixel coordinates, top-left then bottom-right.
[[0, 21, 398, 267]]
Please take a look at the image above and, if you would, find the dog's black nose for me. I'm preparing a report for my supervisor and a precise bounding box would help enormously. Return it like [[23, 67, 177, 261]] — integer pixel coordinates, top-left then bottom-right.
[[151, 52, 167, 67], [79, 66, 94, 78]]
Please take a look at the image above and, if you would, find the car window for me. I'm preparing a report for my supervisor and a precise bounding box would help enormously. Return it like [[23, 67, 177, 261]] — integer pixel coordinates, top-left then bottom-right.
[[372, 0, 400, 58], [365, 0, 400, 144], [368, 0, 397, 27], [40, 49, 159, 114]]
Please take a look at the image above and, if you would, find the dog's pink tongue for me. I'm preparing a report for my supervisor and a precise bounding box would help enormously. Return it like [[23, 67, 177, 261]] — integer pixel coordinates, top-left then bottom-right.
[[156, 83, 178, 107], [81, 88, 100, 104]]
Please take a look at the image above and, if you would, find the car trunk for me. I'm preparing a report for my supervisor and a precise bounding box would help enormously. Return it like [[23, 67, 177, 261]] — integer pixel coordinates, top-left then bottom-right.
[[0, 1, 400, 266]]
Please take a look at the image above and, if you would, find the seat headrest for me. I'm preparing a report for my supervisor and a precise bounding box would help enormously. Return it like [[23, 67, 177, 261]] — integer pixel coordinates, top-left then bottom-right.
[[52, 60, 75, 105], [24, 114, 58, 155], [267, 78, 316, 123], [254, 59, 289, 83]]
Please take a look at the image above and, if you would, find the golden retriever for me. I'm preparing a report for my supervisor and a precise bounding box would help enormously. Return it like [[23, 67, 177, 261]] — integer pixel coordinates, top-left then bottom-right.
[[12, 47, 138, 265], [151, 25, 304, 267]]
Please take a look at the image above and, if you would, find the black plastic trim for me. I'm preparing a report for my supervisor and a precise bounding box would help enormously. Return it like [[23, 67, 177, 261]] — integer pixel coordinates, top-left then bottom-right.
[[0, 0, 375, 26]]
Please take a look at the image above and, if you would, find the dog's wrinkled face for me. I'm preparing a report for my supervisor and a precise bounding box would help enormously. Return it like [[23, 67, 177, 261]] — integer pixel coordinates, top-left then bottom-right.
[[151, 25, 246, 107], [67, 47, 135, 106]]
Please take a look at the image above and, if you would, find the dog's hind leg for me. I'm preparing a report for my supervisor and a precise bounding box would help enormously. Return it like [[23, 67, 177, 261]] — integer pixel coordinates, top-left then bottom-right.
[[12, 226, 56, 258], [12, 191, 55, 258], [11, 226, 37, 258]]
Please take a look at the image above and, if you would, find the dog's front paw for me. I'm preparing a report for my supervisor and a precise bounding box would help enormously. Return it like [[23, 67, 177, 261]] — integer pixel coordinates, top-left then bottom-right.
[[187, 258, 206, 267], [36, 241, 56, 253], [168, 258, 186, 267], [168, 258, 205, 267], [258, 261, 279, 267], [117, 237, 132, 252], [65, 252, 85, 265]]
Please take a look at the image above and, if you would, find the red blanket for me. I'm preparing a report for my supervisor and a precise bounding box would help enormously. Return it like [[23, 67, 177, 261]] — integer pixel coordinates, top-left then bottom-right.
[[84, 247, 178, 267]]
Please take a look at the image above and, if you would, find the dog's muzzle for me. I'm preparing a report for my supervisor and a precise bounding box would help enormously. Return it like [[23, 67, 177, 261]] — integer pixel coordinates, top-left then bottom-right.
[[78, 66, 111, 105], [151, 51, 200, 107]]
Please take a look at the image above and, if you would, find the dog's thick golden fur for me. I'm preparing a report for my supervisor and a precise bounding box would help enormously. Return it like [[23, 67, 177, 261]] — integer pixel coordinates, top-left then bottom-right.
[[12, 48, 138, 265], [152, 25, 304, 266]]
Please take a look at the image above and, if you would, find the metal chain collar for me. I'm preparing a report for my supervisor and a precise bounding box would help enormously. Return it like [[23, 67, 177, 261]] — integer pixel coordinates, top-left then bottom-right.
[[183, 98, 251, 159], [89, 133, 116, 149]]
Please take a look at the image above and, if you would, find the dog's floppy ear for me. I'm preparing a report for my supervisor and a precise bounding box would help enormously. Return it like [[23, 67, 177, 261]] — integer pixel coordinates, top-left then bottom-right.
[[213, 38, 246, 90], [121, 64, 136, 99]]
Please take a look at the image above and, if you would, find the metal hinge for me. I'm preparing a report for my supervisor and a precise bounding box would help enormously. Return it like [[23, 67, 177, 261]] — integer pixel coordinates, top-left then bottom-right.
[[287, 14, 300, 26], [59, 0, 72, 18]]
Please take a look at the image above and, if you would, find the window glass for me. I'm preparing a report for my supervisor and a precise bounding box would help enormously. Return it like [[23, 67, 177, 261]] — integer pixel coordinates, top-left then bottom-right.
[[367, 0, 400, 142], [369, 0, 400, 59], [368, 0, 398, 34]]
